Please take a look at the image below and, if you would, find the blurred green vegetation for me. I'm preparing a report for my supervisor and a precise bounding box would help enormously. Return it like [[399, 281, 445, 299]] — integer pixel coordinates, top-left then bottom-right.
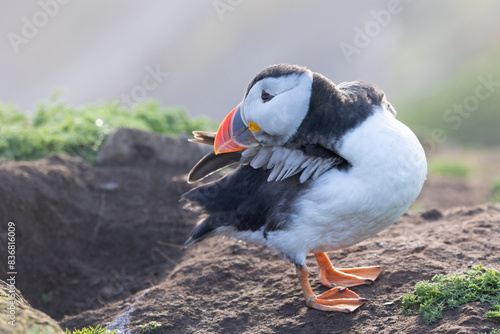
[[0, 98, 216, 163], [491, 179, 500, 203], [427, 160, 471, 178], [397, 51, 500, 148]]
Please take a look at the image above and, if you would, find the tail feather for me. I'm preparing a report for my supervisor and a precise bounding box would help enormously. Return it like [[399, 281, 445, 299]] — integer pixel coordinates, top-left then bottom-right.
[[188, 131, 216, 146], [182, 214, 232, 248]]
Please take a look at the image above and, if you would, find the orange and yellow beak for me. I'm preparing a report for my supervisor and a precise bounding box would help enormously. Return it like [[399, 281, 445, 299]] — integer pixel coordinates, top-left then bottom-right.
[[214, 103, 260, 154]]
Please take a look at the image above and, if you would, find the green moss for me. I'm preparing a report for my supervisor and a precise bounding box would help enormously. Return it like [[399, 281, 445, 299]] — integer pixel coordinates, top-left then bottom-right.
[[402, 265, 500, 325], [136, 321, 162, 332], [0, 99, 216, 163], [64, 325, 115, 334], [486, 304, 500, 318]]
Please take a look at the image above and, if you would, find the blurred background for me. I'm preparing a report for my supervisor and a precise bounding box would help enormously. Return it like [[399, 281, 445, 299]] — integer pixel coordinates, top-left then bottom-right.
[[1, 1, 500, 326], [1, 0, 500, 148]]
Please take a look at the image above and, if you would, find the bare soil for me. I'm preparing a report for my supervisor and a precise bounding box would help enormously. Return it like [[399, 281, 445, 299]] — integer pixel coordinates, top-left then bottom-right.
[[1, 153, 499, 333]]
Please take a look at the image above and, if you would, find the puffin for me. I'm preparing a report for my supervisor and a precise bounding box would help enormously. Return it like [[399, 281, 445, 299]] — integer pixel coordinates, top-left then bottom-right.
[[182, 64, 427, 312]]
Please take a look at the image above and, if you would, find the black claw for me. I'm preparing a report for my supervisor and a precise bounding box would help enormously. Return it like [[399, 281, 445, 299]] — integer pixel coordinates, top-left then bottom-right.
[[338, 287, 348, 292], [365, 278, 375, 285], [358, 298, 370, 302], [343, 308, 353, 313], [330, 283, 337, 288]]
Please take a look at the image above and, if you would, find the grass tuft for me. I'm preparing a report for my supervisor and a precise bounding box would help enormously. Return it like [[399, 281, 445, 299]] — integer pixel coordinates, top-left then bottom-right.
[[136, 321, 162, 332], [402, 264, 500, 325], [65, 325, 115, 334]]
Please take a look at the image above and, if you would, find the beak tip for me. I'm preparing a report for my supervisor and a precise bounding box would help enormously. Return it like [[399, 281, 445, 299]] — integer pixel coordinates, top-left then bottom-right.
[[214, 103, 259, 154]]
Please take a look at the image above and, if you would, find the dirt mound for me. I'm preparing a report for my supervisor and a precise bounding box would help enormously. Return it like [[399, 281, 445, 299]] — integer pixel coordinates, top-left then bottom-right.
[[60, 205, 500, 333], [0, 280, 64, 334], [0, 153, 196, 320], [0, 150, 499, 333]]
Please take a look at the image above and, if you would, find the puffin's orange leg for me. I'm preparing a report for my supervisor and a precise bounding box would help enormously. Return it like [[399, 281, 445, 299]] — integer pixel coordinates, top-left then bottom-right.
[[296, 264, 369, 312], [315, 252, 382, 288]]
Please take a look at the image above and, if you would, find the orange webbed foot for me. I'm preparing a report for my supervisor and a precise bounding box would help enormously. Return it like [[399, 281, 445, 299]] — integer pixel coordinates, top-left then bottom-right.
[[315, 252, 382, 288], [297, 264, 370, 313]]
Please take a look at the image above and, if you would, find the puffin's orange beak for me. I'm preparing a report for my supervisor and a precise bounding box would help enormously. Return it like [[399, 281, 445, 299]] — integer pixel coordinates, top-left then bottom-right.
[[214, 103, 259, 154]]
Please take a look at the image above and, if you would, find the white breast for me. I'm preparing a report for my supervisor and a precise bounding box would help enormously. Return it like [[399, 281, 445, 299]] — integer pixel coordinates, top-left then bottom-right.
[[264, 107, 427, 264]]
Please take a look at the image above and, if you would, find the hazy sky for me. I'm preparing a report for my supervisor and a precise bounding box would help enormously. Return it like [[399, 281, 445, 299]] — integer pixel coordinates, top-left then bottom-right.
[[1, 1, 499, 121]]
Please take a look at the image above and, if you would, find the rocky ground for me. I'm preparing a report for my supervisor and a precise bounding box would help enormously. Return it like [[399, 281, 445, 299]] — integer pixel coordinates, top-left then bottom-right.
[[0, 131, 499, 333]]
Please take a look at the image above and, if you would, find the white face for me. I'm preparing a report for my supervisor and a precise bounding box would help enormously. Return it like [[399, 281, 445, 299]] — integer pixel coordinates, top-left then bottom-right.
[[241, 71, 313, 146]]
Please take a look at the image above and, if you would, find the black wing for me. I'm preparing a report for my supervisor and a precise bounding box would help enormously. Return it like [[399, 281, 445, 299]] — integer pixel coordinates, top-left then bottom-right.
[[182, 165, 309, 247]]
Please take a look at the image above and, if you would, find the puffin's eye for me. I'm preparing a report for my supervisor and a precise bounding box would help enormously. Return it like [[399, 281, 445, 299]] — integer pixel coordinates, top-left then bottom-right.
[[261, 90, 274, 103]]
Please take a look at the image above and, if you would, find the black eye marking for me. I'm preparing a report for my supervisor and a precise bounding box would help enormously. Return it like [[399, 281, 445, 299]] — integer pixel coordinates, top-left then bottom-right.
[[261, 90, 274, 103]]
